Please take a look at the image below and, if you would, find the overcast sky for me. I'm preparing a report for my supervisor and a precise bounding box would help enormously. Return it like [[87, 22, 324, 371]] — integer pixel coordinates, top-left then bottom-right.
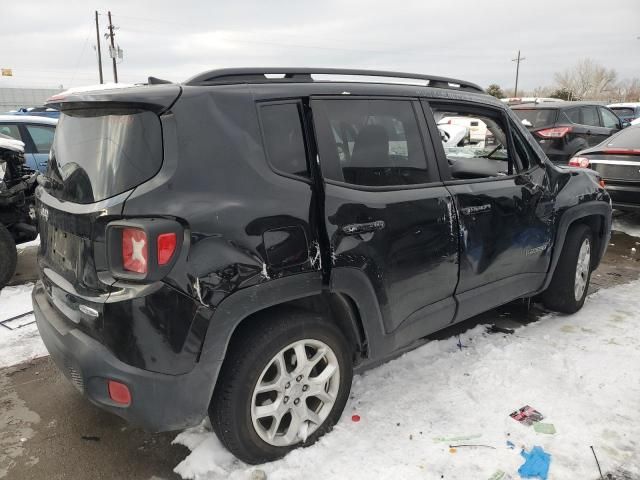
[[2, 0, 639, 91]]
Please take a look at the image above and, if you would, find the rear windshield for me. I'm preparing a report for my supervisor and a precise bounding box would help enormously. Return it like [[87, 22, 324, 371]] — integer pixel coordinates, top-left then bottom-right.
[[512, 109, 557, 128], [610, 107, 635, 118], [47, 108, 162, 204], [603, 126, 640, 149]]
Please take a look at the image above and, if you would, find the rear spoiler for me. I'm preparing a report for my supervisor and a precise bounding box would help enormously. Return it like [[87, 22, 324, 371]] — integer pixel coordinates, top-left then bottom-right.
[[46, 84, 182, 115]]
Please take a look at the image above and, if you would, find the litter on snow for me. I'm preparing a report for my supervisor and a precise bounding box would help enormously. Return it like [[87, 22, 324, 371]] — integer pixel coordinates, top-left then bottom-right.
[[518, 446, 551, 480], [532, 423, 556, 435], [509, 406, 544, 426]]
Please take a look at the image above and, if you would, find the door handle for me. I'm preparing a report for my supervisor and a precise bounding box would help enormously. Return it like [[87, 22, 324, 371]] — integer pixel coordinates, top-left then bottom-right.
[[342, 220, 386, 235]]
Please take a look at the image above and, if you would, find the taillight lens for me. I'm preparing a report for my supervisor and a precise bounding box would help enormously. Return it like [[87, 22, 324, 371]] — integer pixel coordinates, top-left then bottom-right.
[[157, 232, 177, 265], [536, 126, 572, 138], [568, 156, 590, 168], [122, 228, 148, 274], [602, 148, 640, 155], [108, 380, 132, 406]]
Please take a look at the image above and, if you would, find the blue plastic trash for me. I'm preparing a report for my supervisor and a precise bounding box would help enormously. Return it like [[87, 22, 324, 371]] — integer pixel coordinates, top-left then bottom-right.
[[518, 446, 551, 479]]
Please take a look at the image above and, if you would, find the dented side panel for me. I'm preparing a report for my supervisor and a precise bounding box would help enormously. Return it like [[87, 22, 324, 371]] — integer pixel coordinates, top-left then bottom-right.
[[322, 183, 459, 334], [111, 85, 321, 373]]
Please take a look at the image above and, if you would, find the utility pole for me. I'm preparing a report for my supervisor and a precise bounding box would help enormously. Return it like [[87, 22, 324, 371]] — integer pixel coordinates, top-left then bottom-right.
[[512, 50, 526, 97], [107, 11, 118, 83], [94, 11, 104, 84]]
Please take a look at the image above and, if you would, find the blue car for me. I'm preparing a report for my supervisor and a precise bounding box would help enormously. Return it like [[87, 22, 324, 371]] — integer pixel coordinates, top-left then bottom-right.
[[0, 115, 57, 173], [10, 106, 60, 119]]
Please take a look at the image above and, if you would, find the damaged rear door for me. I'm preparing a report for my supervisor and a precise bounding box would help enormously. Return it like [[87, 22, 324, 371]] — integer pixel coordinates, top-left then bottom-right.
[[311, 97, 459, 339]]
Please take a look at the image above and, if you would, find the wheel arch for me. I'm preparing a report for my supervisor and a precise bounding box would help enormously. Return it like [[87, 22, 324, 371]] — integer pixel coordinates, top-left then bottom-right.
[[198, 271, 381, 379], [538, 202, 611, 293]]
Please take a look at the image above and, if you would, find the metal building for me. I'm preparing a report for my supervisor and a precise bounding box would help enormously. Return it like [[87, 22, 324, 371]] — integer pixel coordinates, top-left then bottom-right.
[[0, 87, 61, 112]]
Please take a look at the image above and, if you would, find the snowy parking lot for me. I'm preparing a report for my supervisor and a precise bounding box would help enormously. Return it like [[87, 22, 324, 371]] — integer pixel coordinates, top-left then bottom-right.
[[2, 214, 640, 479]]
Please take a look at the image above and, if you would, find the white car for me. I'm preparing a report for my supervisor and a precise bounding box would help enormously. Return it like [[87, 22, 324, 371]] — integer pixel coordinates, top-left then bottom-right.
[[439, 116, 487, 143], [437, 123, 469, 147]]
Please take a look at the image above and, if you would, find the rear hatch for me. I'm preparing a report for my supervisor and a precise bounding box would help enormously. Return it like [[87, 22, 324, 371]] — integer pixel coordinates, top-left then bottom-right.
[[37, 85, 180, 319]]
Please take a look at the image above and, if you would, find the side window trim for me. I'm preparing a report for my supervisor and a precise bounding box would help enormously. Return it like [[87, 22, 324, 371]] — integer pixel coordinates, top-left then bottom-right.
[[17, 124, 37, 154], [256, 99, 312, 183], [508, 120, 543, 173], [310, 96, 442, 191]]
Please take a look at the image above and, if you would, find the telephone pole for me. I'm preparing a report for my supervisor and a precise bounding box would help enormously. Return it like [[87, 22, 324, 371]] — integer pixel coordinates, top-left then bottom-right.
[[94, 11, 104, 84], [107, 11, 118, 83], [512, 50, 526, 97]]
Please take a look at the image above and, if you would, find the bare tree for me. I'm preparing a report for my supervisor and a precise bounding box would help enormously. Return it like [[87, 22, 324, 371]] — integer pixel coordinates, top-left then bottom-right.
[[614, 78, 640, 102], [554, 59, 618, 100]]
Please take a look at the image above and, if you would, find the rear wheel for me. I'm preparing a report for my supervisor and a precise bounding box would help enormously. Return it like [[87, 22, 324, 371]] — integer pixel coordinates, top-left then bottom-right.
[[210, 308, 353, 464], [542, 224, 593, 313], [0, 224, 17, 289]]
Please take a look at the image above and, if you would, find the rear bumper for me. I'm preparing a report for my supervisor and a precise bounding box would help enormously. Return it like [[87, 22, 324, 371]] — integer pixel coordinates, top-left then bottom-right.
[[33, 282, 217, 432], [605, 183, 640, 211]]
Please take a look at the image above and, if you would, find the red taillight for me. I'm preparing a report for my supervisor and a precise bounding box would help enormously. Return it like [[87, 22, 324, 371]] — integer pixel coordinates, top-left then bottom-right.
[[157, 232, 177, 265], [108, 380, 131, 406], [122, 228, 148, 274], [568, 156, 590, 168], [536, 126, 572, 138], [603, 148, 640, 155]]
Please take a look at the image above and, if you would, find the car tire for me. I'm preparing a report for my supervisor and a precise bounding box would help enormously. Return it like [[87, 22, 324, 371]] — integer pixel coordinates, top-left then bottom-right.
[[0, 224, 17, 289], [209, 307, 353, 465], [542, 224, 593, 314]]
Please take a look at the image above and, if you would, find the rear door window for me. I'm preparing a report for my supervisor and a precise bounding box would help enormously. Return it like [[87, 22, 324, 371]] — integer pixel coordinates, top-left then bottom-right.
[[258, 102, 309, 178], [564, 108, 581, 124], [25, 125, 55, 153], [0, 123, 21, 141], [599, 107, 620, 129], [581, 106, 600, 127], [47, 108, 163, 204], [313, 99, 429, 187]]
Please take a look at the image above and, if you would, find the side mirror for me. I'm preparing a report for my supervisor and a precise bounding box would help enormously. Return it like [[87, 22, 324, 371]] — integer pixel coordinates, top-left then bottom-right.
[[621, 121, 631, 129]]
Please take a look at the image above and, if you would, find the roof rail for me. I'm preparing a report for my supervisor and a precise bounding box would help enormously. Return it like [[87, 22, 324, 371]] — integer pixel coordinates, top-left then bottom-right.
[[184, 68, 485, 93]]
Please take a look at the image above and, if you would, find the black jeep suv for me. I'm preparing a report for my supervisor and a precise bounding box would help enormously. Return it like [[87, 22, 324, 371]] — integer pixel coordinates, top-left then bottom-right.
[[33, 68, 611, 464]]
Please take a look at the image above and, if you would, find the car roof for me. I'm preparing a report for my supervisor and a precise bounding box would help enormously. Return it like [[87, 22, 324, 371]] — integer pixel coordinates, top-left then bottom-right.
[[0, 114, 58, 125], [608, 102, 640, 108], [511, 101, 609, 110]]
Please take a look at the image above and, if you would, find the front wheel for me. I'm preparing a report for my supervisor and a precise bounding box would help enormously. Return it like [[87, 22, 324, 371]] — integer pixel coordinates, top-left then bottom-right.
[[210, 308, 353, 464], [542, 224, 593, 313]]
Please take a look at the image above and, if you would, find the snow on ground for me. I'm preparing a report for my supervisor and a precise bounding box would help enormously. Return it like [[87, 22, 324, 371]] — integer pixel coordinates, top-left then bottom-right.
[[173, 280, 640, 480], [16, 235, 40, 250], [0, 283, 47, 368], [612, 212, 640, 238]]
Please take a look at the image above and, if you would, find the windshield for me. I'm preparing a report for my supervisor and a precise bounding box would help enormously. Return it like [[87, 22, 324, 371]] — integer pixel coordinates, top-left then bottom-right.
[[47, 108, 162, 204], [610, 107, 635, 119], [513, 109, 557, 128]]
